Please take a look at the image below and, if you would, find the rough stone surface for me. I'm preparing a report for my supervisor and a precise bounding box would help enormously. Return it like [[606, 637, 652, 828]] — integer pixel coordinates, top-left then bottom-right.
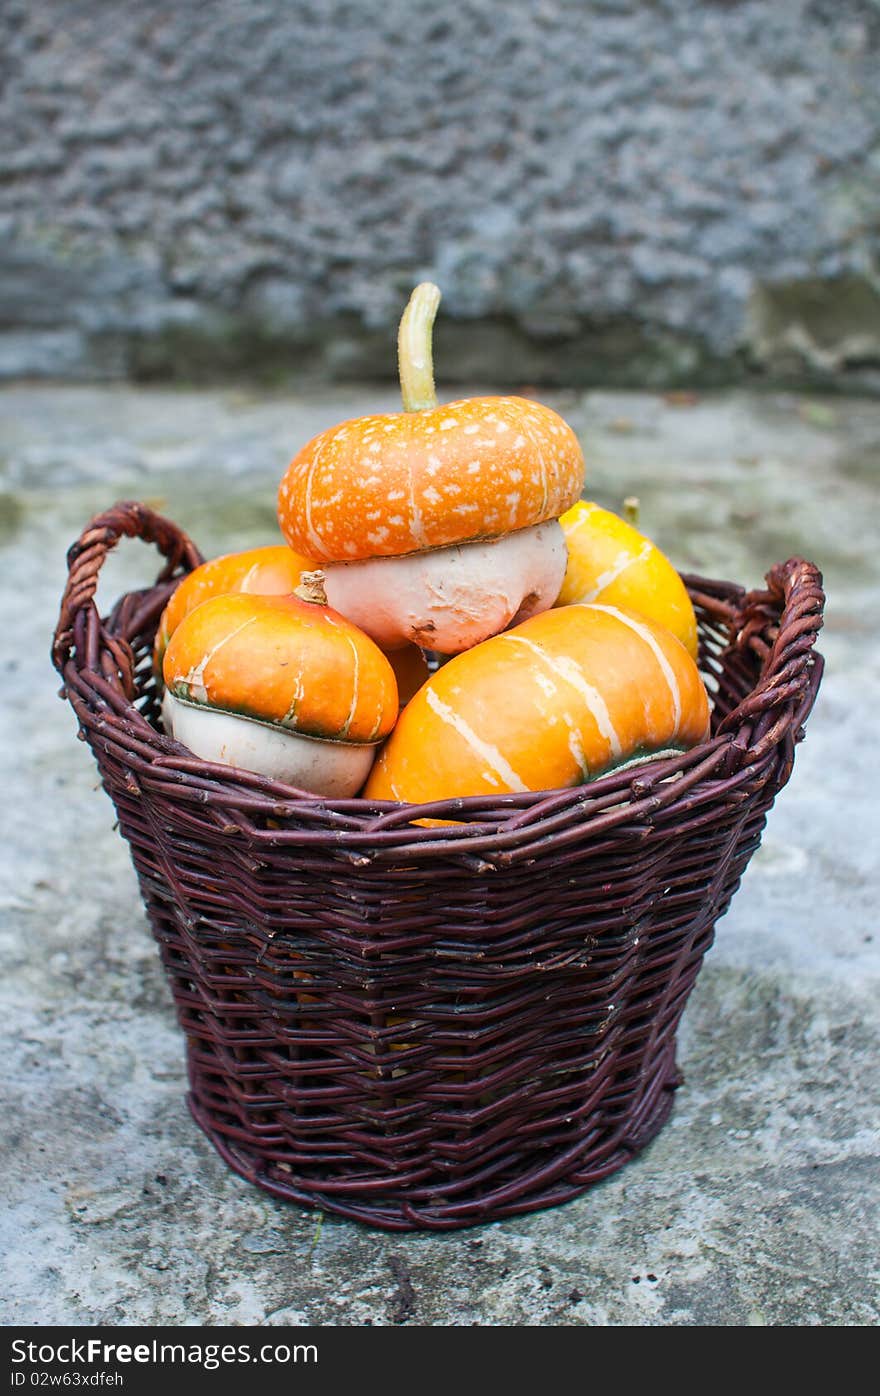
[[1, 383, 878, 1325], [1, 1, 879, 386]]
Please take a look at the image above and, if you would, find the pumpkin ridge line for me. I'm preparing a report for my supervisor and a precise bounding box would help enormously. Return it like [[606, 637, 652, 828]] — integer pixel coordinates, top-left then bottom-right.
[[501, 632, 623, 760], [424, 686, 528, 794], [590, 603, 683, 738], [580, 541, 654, 603], [338, 633, 361, 741], [171, 614, 259, 705]]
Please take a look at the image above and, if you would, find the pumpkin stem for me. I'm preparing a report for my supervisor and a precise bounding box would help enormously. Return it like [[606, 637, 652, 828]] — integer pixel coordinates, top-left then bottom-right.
[[623, 495, 640, 529], [398, 282, 441, 412], [295, 569, 329, 606]]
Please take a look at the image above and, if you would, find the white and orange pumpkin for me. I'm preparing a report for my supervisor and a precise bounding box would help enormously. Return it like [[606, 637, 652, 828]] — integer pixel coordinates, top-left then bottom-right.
[[364, 602, 710, 805], [162, 574, 398, 797], [154, 543, 312, 677], [154, 541, 428, 708], [556, 501, 699, 660], [277, 284, 584, 653]]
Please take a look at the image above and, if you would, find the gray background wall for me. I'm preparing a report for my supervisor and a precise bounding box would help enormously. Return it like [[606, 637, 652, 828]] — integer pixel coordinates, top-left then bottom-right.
[[1, 0, 879, 387]]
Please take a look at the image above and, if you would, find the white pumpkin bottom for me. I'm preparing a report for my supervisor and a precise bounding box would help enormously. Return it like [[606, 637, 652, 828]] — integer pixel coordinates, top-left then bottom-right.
[[162, 692, 376, 797], [322, 520, 567, 654]]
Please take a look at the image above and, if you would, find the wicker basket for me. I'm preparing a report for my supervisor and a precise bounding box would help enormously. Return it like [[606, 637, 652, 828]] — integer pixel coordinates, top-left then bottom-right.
[[53, 501, 824, 1232]]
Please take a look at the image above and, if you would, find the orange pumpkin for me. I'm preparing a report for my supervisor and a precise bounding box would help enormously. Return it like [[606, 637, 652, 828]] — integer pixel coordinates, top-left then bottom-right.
[[277, 284, 584, 653], [278, 393, 584, 563], [556, 501, 699, 660], [154, 541, 426, 707], [154, 544, 312, 675], [364, 603, 710, 805], [162, 575, 398, 797]]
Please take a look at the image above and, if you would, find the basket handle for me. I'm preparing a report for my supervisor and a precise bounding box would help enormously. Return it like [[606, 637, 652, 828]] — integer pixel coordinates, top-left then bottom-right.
[[52, 500, 203, 675], [717, 556, 824, 763]]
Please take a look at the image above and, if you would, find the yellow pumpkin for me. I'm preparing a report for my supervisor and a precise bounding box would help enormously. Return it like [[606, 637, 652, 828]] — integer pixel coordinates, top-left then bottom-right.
[[364, 602, 710, 805], [556, 501, 699, 660]]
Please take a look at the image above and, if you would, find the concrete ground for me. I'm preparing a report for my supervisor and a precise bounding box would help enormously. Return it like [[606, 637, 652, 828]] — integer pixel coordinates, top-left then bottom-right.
[[0, 383, 877, 1326]]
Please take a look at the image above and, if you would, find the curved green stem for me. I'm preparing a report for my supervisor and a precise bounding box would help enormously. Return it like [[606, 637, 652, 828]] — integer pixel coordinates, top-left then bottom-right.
[[397, 282, 441, 412]]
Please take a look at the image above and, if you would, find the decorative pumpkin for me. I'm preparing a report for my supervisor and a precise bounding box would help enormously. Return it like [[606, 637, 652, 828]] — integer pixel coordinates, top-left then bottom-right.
[[364, 602, 710, 805], [154, 541, 426, 709], [154, 544, 312, 676], [556, 501, 699, 660], [277, 283, 585, 653], [162, 572, 398, 797]]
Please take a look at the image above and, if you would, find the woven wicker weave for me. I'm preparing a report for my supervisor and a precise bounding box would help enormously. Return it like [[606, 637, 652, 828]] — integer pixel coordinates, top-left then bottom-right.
[[53, 501, 825, 1231]]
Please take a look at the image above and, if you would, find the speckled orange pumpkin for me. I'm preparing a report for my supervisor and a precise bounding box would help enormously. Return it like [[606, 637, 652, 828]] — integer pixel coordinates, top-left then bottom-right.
[[278, 393, 583, 564], [364, 602, 710, 805], [277, 284, 584, 653]]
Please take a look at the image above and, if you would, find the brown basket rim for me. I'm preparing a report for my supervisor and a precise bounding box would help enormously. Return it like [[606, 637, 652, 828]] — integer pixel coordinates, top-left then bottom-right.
[[52, 500, 825, 867]]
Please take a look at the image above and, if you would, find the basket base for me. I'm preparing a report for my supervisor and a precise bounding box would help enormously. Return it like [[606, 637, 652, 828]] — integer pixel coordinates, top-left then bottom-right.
[[186, 1051, 681, 1233]]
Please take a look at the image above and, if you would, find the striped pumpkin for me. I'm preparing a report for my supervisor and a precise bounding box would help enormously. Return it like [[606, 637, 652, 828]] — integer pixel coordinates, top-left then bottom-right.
[[162, 581, 398, 797], [154, 544, 312, 675], [556, 501, 699, 660], [154, 541, 426, 707], [364, 602, 710, 805]]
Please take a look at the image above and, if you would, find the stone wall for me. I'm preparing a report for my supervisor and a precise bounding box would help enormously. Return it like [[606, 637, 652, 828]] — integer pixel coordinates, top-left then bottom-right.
[[1, 0, 879, 386]]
